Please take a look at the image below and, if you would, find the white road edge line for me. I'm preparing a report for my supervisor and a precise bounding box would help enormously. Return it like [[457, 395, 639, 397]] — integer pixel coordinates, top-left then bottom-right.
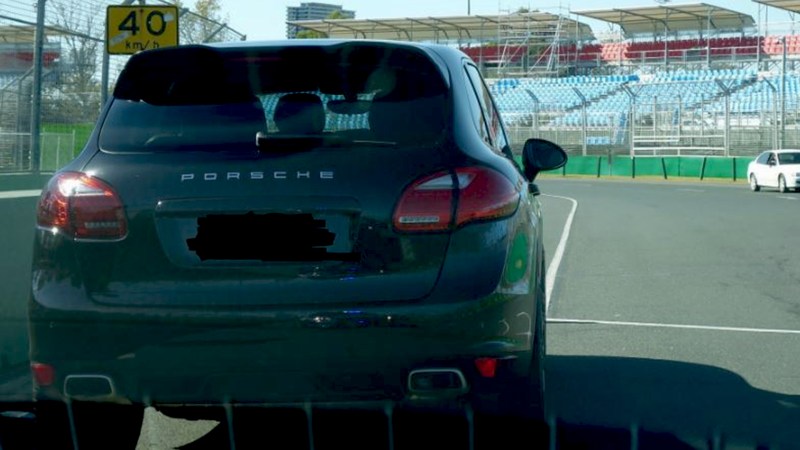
[[541, 194, 578, 315], [547, 317, 800, 335], [0, 190, 41, 199]]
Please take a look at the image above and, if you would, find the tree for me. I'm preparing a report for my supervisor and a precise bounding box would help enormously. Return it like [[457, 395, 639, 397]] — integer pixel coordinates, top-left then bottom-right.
[[175, 0, 231, 44], [296, 29, 326, 39], [42, 0, 102, 123], [294, 10, 346, 39]]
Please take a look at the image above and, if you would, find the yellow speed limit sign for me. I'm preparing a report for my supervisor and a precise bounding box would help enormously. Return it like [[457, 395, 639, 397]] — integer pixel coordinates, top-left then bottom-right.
[[107, 5, 178, 55]]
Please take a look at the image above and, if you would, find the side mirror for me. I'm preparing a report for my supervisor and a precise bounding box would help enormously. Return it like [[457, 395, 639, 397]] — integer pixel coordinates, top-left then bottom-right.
[[522, 138, 568, 181]]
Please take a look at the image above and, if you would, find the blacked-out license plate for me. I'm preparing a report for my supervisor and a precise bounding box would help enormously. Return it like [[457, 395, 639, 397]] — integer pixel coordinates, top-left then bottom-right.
[[187, 212, 353, 261]]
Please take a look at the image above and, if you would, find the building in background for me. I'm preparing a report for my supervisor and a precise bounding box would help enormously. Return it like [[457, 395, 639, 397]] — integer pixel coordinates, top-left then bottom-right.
[[286, 3, 355, 39]]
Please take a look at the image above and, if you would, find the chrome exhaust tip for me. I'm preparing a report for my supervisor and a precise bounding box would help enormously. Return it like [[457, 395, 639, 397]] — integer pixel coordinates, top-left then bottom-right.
[[63, 375, 115, 399], [407, 369, 468, 397]]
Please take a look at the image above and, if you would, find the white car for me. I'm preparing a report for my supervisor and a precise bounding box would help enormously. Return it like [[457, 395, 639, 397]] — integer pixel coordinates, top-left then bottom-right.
[[748, 149, 800, 193]]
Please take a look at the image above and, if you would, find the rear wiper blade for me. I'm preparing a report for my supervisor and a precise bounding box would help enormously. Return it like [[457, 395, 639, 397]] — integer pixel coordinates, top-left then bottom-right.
[[347, 139, 397, 147], [256, 132, 396, 152]]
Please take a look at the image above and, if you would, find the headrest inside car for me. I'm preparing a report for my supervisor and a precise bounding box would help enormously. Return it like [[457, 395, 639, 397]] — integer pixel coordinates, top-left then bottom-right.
[[274, 93, 326, 134]]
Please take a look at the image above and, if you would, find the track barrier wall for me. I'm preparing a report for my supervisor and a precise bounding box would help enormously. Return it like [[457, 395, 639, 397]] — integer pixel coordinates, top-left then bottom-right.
[[536, 155, 751, 181], [0, 174, 51, 191]]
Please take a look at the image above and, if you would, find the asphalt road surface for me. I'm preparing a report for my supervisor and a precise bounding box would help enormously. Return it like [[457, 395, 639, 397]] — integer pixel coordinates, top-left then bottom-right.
[[541, 178, 800, 450], [0, 192, 38, 371], [1, 177, 799, 449]]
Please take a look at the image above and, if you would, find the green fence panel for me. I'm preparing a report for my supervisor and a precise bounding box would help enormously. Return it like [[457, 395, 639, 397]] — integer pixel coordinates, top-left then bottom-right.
[[733, 157, 752, 181], [565, 156, 600, 176], [599, 156, 612, 176], [703, 157, 734, 179], [679, 157, 704, 178], [514, 154, 566, 176], [610, 157, 634, 177], [635, 157, 665, 177], [662, 157, 681, 178], [540, 167, 565, 176]]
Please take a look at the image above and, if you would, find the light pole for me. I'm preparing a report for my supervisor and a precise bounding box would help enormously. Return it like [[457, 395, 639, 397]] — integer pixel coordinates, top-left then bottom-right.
[[31, 0, 46, 173], [781, 36, 787, 149]]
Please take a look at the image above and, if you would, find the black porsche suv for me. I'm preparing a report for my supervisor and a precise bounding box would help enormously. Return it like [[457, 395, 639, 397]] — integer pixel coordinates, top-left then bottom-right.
[[29, 39, 566, 449]]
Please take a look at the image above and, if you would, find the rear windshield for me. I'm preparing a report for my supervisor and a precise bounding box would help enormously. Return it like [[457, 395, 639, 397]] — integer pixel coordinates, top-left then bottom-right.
[[99, 44, 449, 152]]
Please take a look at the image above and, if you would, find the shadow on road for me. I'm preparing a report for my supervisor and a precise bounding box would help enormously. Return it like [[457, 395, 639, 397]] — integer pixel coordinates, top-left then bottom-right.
[[547, 355, 800, 449], [172, 409, 699, 450], [1, 355, 798, 449]]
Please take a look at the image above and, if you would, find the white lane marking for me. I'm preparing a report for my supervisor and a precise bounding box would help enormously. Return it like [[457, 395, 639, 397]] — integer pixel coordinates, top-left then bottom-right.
[[547, 317, 800, 335], [541, 194, 578, 314], [677, 188, 705, 193], [0, 190, 41, 199], [777, 196, 798, 201]]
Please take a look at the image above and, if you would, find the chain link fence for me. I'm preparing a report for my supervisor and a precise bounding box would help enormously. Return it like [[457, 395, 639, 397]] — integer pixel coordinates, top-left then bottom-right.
[[0, 0, 244, 172]]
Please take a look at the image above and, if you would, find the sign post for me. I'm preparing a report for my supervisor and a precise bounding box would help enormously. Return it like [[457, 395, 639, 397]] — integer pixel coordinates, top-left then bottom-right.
[[107, 5, 179, 55]]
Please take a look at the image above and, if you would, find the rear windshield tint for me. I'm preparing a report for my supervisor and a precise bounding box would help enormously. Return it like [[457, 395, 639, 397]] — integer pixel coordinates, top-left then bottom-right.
[[100, 43, 449, 152]]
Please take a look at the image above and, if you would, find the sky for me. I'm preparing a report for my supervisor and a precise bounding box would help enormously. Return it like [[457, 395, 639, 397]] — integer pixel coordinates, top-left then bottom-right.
[[211, 0, 793, 42]]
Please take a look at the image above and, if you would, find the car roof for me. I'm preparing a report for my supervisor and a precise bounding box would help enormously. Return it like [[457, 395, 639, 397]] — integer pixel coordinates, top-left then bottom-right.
[[179, 39, 465, 88], [209, 38, 442, 50], [116, 39, 467, 105], [206, 38, 467, 61]]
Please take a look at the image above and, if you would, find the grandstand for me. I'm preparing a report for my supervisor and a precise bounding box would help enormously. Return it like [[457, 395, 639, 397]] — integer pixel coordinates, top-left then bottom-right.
[[288, 1, 800, 157], [288, 11, 594, 76]]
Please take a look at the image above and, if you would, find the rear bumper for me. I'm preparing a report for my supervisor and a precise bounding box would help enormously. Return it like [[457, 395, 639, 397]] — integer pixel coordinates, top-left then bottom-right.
[[29, 293, 537, 407]]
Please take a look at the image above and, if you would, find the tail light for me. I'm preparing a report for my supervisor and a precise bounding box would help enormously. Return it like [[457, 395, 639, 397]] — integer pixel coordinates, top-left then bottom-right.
[[393, 167, 520, 232], [31, 362, 55, 386], [36, 172, 127, 240], [474, 357, 498, 378]]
